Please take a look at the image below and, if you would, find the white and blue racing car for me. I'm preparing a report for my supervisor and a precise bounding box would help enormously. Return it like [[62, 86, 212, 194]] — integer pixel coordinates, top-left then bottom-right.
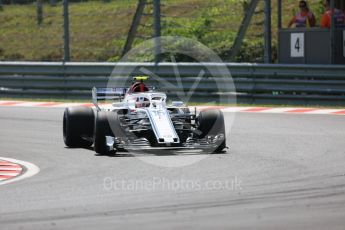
[[63, 77, 226, 155]]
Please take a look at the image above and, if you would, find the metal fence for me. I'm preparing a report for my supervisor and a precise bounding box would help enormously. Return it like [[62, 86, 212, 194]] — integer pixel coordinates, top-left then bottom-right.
[[0, 61, 345, 106], [0, 0, 284, 62], [0, 0, 334, 63]]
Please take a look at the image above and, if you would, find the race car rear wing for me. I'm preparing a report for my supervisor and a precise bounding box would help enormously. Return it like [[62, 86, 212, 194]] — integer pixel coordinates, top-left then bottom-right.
[[92, 87, 127, 110]]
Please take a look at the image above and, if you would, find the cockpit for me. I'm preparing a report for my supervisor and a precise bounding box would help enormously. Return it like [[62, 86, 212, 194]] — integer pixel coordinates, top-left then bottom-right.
[[135, 96, 150, 108]]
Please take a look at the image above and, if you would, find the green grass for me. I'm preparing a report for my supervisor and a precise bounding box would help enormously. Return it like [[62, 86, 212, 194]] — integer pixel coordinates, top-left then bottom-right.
[[0, 0, 325, 62], [0, 0, 137, 61]]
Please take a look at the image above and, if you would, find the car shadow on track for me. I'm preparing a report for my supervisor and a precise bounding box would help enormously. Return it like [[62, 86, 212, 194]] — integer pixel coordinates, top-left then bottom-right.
[[98, 150, 229, 158], [64, 147, 228, 158]]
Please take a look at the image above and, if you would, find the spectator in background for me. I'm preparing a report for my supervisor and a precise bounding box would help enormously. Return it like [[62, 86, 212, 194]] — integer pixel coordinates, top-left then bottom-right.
[[288, 1, 316, 28], [320, 0, 345, 28]]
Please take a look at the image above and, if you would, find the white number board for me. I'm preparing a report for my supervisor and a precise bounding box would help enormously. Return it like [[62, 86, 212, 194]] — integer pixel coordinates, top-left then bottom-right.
[[290, 33, 304, 58], [343, 30, 345, 57]]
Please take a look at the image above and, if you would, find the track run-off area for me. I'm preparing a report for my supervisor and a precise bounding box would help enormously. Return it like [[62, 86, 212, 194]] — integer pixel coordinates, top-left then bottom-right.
[[0, 105, 344, 229]]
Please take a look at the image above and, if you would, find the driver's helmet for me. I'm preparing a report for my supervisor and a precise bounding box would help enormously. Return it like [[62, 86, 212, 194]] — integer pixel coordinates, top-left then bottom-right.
[[128, 76, 149, 93], [135, 96, 150, 108]]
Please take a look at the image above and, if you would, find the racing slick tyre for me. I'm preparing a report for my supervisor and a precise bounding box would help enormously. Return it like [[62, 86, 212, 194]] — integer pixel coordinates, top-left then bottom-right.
[[94, 111, 119, 155], [63, 107, 94, 148], [197, 109, 226, 153]]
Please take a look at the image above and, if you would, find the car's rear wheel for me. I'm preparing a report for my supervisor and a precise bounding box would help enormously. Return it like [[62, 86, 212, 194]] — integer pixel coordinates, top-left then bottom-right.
[[197, 109, 226, 153], [63, 107, 94, 148]]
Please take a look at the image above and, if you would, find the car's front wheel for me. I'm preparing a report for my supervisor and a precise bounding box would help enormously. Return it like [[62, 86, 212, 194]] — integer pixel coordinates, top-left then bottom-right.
[[94, 111, 120, 155], [197, 109, 226, 153]]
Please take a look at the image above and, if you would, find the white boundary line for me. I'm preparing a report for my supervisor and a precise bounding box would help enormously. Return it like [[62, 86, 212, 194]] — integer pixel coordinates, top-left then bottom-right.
[[0, 157, 40, 186]]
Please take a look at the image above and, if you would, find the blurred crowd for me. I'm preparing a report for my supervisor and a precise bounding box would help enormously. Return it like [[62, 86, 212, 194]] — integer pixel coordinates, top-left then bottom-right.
[[288, 0, 345, 28]]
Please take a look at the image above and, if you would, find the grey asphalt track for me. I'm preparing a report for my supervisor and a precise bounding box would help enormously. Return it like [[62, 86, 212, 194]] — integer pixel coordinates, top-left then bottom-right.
[[0, 106, 345, 230]]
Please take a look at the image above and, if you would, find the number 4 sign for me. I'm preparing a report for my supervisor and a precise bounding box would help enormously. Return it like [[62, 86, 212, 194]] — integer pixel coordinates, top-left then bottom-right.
[[291, 33, 304, 58]]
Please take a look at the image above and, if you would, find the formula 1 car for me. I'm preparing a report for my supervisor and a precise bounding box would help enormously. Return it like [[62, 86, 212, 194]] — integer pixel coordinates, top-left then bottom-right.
[[63, 76, 226, 155]]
